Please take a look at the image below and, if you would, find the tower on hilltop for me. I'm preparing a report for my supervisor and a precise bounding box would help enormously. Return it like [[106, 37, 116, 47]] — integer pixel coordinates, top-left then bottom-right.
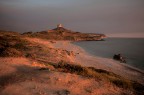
[[57, 24, 63, 28]]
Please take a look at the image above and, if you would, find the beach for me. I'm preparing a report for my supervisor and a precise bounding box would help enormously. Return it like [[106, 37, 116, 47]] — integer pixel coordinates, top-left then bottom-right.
[[0, 37, 144, 95], [53, 41, 144, 84]]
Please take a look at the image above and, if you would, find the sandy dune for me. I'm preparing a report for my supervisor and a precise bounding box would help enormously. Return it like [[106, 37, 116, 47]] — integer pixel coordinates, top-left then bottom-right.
[[0, 38, 143, 95], [0, 57, 127, 95]]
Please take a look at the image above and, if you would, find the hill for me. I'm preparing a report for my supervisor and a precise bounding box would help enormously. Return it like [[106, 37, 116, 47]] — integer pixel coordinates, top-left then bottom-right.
[[22, 25, 106, 41]]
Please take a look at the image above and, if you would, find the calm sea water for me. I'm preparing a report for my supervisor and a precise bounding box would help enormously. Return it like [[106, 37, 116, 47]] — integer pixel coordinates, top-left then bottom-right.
[[73, 38, 144, 70]]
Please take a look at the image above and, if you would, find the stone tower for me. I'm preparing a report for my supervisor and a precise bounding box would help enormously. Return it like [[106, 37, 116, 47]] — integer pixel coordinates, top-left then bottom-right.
[[57, 24, 63, 28]]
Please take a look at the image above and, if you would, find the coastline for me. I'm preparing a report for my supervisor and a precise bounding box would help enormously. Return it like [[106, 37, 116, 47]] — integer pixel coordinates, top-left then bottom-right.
[[0, 37, 144, 94], [53, 41, 144, 84]]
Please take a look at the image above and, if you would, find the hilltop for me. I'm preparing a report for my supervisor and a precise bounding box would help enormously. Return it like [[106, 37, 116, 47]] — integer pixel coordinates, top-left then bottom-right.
[[22, 24, 106, 41]]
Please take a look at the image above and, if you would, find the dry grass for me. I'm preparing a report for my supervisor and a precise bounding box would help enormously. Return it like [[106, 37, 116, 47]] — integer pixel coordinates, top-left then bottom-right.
[[54, 61, 100, 79], [51, 61, 144, 94], [0, 33, 30, 57], [0, 31, 45, 58]]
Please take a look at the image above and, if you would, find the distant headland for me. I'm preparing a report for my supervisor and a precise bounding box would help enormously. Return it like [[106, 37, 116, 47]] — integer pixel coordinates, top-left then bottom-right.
[[22, 24, 106, 41]]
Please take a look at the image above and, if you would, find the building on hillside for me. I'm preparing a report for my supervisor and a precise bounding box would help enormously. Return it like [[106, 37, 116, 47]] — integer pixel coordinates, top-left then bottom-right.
[[47, 24, 65, 32], [57, 24, 63, 28]]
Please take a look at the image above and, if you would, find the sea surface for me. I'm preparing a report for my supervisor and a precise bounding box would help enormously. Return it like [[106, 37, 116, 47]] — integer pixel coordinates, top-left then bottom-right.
[[73, 38, 144, 70]]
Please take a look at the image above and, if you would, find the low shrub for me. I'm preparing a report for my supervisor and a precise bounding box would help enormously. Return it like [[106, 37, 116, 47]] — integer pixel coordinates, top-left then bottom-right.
[[0, 34, 29, 57], [52, 61, 144, 93], [0, 48, 23, 57], [54, 61, 99, 78], [132, 81, 144, 95], [110, 79, 131, 89]]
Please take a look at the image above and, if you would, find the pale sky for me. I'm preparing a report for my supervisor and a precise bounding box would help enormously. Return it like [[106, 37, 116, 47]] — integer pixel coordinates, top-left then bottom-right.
[[0, 0, 144, 37]]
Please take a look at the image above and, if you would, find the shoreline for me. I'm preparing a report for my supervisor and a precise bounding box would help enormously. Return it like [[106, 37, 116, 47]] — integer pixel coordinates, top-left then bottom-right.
[[73, 38, 144, 71], [0, 37, 144, 94], [52, 41, 144, 84], [72, 41, 144, 74]]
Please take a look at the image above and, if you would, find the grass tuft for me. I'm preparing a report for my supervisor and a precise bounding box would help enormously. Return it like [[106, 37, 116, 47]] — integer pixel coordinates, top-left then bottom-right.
[[51, 61, 144, 94], [54, 61, 100, 79], [0, 32, 30, 57]]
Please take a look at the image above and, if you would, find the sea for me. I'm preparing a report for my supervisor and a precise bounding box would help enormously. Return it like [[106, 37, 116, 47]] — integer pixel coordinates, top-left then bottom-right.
[[73, 38, 144, 70]]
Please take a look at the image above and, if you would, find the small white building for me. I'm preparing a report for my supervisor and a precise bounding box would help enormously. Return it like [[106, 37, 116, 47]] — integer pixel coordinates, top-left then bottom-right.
[[57, 24, 63, 28]]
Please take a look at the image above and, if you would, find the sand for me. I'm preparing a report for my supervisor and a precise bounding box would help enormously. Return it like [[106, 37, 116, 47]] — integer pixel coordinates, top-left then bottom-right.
[[0, 57, 126, 95], [23, 38, 144, 83], [0, 38, 143, 95], [53, 41, 144, 84]]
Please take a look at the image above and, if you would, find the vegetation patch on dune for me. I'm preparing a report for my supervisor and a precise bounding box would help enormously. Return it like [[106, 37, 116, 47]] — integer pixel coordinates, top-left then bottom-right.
[[0, 31, 50, 59], [48, 61, 144, 94], [0, 31, 29, 57]]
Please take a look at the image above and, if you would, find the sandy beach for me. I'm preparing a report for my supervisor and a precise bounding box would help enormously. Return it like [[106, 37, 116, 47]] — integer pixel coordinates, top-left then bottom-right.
[[0, 38, 143, 95], [53, 41, 144, 84]]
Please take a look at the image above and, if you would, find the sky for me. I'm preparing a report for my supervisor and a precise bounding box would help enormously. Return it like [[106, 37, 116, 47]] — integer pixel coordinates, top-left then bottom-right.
[[0, 0, 144, 37]]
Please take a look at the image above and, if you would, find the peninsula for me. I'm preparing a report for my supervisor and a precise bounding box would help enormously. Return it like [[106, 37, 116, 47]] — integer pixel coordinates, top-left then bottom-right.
[[22, 24, 106, 41]]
